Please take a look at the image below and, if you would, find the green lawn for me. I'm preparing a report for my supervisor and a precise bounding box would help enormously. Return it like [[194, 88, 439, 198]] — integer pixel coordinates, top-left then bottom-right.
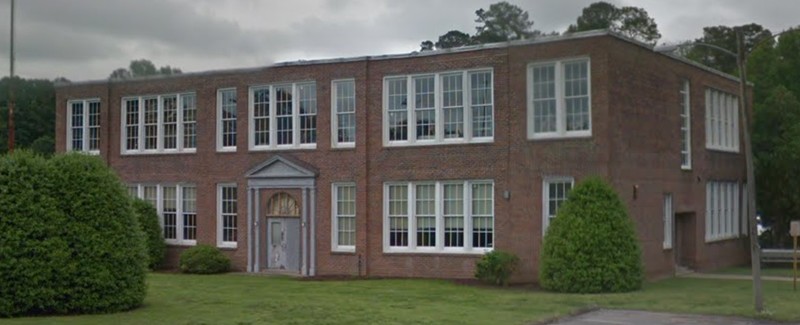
[[714, 265, 798, 278], [3, 273, 800, 325]]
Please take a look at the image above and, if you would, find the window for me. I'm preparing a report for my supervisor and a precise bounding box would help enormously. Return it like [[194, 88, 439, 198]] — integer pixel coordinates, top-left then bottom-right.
[[383, 180, 494, 253], [218, 184, 238, 248], [248, 82, 318, 150], [663, 194, 673, 249], [67, 99, 100, 153], [332, 183, 356, 252], [705, 89, 739, 152], [122, 93, 196, 154], [528, 58, 591, 139], [542, 177, 574, 235], [218, 88, 237, 151], [383, 69, 493, 146], [705, 181, 740, 242], [333, 80, 356, 147], [129, 184, 196, 245], [680, 81, 691, 169]]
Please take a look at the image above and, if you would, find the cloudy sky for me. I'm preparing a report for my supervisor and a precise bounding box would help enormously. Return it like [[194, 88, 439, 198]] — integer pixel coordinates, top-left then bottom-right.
[[0, 0, 797, 81]]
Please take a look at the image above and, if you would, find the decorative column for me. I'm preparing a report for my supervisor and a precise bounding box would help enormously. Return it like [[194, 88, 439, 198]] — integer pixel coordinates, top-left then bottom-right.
[[310, 186, 316, 276], [247, 187, 254, 272], [302, 187, 309, 276]]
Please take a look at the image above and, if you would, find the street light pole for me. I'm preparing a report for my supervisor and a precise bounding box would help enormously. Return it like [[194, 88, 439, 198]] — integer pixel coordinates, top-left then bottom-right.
[[8, 0, 15, 153], [735, 27, 763, 313]]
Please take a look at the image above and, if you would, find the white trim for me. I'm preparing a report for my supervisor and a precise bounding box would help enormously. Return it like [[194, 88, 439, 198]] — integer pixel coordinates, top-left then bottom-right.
[[331, 182, 356, 252], [331, 79, 356, 148], [680, 80, 692, 170], [66, 98, 101, 154], [382, 68, 494, 147], [247, 82, 318, 151], [663, 193, 673, 249], [542, 176, 575, 236], [217, 183, 239, 248], [382, 180, 494, 254], [527, 57, 592, 140], [120, 92, 197, 155], [217, 88, 237, 152]]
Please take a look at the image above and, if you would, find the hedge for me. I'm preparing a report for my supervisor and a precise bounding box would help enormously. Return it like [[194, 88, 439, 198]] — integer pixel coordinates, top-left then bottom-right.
[[131, 198, 166, 269], [180, 245, 231, 274]]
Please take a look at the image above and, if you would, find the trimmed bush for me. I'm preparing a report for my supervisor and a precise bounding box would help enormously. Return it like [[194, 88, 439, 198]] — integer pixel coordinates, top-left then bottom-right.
[[0, 152, 148, 317], [180, 245, 230, 274], [131, 198, 166, 269], [475, 250, 520, 286], [539, 177, 644, 293]]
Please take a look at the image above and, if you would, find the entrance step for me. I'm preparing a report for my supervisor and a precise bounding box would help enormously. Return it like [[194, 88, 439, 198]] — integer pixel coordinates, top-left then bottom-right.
[[675, 265, 694, 276]]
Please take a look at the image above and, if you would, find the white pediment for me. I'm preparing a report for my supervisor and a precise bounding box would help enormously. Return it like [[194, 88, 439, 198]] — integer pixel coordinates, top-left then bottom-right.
[[245, 155, 317, 179]]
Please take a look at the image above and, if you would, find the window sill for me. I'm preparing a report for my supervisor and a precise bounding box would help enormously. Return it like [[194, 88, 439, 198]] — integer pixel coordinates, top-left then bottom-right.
[[216, 147, 237, 153], [681, 166, 692, 171], [217, 243, 238, 249], [528, 132, 592, 141], [166, 240, 196, 247], [331, 247, 356, 254], [249, 144, 317, 151], [331, 143, 356, 150], [704, 235, 741, 243], [705, 146, 740, 154], [383, 138, 494, 148], [382, 247, 492, 255], [122, 149, 197, 156]]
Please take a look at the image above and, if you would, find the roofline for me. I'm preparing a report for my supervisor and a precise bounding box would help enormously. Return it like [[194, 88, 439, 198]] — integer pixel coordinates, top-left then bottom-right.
[[56, 29, 746, 88]]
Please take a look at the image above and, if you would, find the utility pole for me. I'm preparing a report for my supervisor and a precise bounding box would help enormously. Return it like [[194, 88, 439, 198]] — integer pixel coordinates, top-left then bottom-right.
[[736, 27, 763, 313], [8, 0, 15, 153]]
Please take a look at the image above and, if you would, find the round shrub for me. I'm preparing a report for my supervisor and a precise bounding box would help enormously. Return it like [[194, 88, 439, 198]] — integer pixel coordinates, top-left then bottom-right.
[[475, 250, 520, 286], [180, 245, 231, 274], [539, 177, 643, 293], [0, 152, 148, 317], [131, 197, 166, 269]]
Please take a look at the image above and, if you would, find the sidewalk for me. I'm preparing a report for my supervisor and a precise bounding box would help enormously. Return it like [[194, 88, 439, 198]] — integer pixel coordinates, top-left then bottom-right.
[[548, 309, 785, 325], [679, 273, 797, 282]]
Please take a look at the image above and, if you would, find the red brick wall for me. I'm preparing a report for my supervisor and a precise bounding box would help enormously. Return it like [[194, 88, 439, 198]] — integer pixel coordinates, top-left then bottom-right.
[[55, 33, 748, 282]]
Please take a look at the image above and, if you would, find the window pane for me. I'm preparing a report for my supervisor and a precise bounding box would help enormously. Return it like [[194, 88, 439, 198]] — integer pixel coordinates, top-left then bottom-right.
[[335, 80, 356, 144], [299, 83, 317, 144], [70, 101, 84, 151], [443, 183, 464, 247], [472, 183, 493, 248], [531, 65, 556, 133], [563, 61, 589, 132], [182, 94, 197, 149], [220, 89, 237, 148], [442, 73, 464, 139], [183, 186, 197, 241], [163, 186, 177, 240], [88, 101, 101, 151], [162, 96, 178, 149], [388, 185, 409, 247], [125, 99, 140, 150], [252, 87, 270, 146], [387, 78, 408, 141], [414, 76, 436, 140], [221, 186, 238, 243], [336, 184, 356, 247], [275, 85, 293, 145], [470, 71, 493, 138], [144, 98, 158, 150], [416, 184, 436, 247]]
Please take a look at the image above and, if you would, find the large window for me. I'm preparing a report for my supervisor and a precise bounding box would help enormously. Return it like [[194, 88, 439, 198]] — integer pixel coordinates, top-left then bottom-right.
[[128, 183, 196, 245], [332, 80, 356, 147], [218, 184, 238, 248], [528, 58, 591, 139], [122, 93, 196, 154], [332, 183, 356, 252], [705, 181, 740, 242], [67, 99, 101, 153], [705, 88, 739, 152], [542, 177, 574, 235], [248, 82, 318, 150], [383, 69, 493, 146], [217, 88, 237, 151], [680, 81, 692, 169], [383, 180, 494, 253], [663, 193, 673, 249]]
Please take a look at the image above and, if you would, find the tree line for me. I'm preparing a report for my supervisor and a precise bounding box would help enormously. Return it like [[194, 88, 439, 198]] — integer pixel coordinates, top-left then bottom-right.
[[1, 1, 798, 246]]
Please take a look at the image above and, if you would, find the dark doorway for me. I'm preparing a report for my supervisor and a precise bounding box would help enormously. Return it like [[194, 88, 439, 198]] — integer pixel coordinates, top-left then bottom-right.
[[675, 212, 696, 270]]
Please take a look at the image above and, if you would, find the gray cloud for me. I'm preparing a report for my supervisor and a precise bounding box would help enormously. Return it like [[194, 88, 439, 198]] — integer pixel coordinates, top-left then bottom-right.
[[0, 0, 797, 80]]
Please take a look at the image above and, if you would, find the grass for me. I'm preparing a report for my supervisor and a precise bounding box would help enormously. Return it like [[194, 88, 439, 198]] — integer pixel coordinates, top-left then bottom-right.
[[713, 265, 798, 278], [3, 273, 800, 325]]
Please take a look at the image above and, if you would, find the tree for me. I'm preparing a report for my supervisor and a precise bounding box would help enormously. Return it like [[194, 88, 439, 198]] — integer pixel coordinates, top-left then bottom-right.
[[567, 1, 661, 45], [109, 59, 182, 80], [473, 1, 535, 43], [420, 40, 434, 52], [0, 77, 56, 155], [436, 30, 474, 49], [683, 24, 772, 75]]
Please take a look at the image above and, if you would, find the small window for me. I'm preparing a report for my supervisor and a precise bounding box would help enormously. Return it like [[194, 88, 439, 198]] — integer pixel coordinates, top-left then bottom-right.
[[705, 89, 739, 152], [218, 184, 238, 248], [528, 59, 591, 139], [217, 88, 238, 151], [332, 183, 356, 252], [663, 194, 673, 249], [542, 177, 574, 235], [680, 81, 691, 169], [67, 99, 101, 153], [332, 80, 356, 147]]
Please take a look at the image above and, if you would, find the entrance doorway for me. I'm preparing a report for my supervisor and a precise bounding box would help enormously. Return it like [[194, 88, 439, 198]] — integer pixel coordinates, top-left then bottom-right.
[[675, 212, 696, 270], [264, 192, 301, 272]]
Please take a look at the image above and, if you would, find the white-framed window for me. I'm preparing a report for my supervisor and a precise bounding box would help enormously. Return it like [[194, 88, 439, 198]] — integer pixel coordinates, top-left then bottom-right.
[[217, 88, 237, 151], [383, 180, 494, 254], [705, 88, 739, 152], [332, 183, 356, 252], [247, 82, 318, 151], [129, 183, 197, 246], [332, 79, 356, 148], [528, 58, 592, 139], [121, 93, 196, 154], [663, 193, 673, 249], [680, 81, 691, 169], [382, 69, 494, 146], [705, 181, 740, 242], [67, 99, 101, 153], [542, 177, 574, 235], [217, 184, 238, 248]]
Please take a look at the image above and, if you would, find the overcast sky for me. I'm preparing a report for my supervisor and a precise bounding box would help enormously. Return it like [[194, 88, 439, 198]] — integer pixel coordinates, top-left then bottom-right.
[[0, 0, 797, 81]]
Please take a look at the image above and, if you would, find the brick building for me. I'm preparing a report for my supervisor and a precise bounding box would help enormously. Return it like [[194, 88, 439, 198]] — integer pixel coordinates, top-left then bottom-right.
[[55, 30, 750, 282]]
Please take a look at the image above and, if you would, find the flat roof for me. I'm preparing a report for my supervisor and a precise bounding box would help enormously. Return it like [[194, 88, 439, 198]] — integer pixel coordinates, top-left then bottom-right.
[[56, 29, 743, 88]]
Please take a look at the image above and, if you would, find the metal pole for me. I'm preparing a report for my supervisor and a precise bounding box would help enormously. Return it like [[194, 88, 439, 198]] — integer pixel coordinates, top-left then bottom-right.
[[736, 28, 763, 313], [7, 0, 15, 153]]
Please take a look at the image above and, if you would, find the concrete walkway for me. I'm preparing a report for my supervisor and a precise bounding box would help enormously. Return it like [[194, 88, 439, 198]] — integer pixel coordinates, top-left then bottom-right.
[[679, 272, 796, 282], [548, 309, 787, 325]]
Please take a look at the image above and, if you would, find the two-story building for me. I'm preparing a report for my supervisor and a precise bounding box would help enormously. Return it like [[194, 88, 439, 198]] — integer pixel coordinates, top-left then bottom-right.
[[55, 30, 750, 282]]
